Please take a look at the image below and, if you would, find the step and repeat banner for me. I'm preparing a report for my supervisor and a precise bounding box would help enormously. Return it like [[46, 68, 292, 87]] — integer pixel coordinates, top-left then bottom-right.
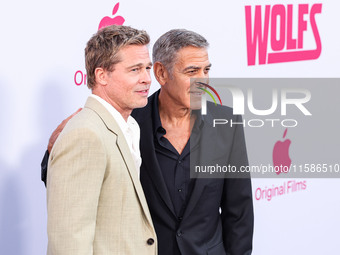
[[0, 0, 339, 254]]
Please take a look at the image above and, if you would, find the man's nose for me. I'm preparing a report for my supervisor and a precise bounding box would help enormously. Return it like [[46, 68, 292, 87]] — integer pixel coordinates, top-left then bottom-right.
[[140, 69, 152, 84], [196, 70, 209, 84]]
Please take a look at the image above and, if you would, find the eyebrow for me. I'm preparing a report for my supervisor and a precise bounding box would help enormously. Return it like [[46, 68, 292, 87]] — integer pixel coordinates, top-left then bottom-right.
[[183, 63, 212, 72], [127, 62, 153, 69]]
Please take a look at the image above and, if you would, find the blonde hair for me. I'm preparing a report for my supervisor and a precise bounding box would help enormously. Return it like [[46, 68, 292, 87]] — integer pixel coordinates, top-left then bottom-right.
[[85, 25, 150, 89]]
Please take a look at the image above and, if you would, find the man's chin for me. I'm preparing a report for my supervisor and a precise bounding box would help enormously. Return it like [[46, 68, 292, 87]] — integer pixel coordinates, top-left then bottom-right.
[[190, 100, 202, 110], [134, 99, 148, 109]]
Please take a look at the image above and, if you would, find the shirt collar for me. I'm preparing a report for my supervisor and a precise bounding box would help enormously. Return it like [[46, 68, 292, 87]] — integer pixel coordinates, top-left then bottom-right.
[[152, 90, 205, 137], [90, 94, 136, 133], [152, 90, 164, 137], [192, 109, 205, 132]]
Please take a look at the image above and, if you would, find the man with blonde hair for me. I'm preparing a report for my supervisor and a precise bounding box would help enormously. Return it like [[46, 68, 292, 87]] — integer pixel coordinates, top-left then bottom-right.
[[46, 25, 157, 255]]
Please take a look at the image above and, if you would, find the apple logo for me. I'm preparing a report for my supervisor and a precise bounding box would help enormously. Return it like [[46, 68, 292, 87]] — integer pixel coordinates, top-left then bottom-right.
[[98, 2, 125, 30], [272, 128, 292, 175]]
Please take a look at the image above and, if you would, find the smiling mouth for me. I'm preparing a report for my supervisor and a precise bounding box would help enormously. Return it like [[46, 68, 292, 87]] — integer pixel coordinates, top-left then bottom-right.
[[196, 81, 208, 87], [190, 81, 208, 94], [190, 82, 207, 95], [136, 89, 149, 96], [189, 91, 203, 95]]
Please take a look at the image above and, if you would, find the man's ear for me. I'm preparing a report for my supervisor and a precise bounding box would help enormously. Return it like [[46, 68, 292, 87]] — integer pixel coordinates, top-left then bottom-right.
[[153, 62, 169, 86], [94, 67, 108, 86]]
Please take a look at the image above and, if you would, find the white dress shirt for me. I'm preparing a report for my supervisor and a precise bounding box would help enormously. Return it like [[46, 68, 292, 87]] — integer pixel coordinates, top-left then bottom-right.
[[90, 94, 142, 177]]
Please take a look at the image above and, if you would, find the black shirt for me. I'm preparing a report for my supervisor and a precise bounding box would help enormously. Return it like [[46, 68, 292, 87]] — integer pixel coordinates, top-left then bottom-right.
[[152, 93, 203, 218]]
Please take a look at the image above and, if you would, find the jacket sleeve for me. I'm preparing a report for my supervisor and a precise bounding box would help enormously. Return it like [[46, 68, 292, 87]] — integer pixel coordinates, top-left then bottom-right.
[[47, 127, 106, 255]]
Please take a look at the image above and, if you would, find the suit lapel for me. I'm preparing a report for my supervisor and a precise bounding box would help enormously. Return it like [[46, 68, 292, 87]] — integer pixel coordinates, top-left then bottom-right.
[[183, 109, 218, 220], [134, 92, 176, 217], [141, 132, 176, 217], [84, 97, 154, 227]]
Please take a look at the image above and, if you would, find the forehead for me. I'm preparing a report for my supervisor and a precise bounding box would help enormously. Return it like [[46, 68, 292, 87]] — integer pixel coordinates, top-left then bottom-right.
[[175, 46, 209, 68], [117, 45, 151, 64]]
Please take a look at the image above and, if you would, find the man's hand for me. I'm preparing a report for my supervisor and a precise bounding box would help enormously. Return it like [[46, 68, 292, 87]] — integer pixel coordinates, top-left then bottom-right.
[[47, 108, 82, 153]]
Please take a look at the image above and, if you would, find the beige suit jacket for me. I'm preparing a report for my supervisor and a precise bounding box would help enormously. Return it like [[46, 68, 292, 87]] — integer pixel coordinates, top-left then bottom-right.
[[47, 97, 157, 255]]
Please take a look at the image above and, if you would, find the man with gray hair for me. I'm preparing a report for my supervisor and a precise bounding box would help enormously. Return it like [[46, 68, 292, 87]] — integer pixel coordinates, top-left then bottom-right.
[[132, 29, 254, 255], [42, 28, 253, 255]]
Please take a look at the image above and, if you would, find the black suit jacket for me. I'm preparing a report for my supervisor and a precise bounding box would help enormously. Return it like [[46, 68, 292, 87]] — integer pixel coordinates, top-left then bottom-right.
[[131, 91, 254, 255]]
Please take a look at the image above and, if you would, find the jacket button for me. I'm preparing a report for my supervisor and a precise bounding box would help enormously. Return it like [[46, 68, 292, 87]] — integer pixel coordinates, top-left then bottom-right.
[[177, 231, 182, 237], [147, 238, 154, 245]]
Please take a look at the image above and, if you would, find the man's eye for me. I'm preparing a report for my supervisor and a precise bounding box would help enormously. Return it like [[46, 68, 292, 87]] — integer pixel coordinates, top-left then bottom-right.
[[131, 68, 139, 72]]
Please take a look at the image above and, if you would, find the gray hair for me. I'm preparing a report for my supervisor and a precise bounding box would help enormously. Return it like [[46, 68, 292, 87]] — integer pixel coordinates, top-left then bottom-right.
[[152, 29, 209, 75]]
